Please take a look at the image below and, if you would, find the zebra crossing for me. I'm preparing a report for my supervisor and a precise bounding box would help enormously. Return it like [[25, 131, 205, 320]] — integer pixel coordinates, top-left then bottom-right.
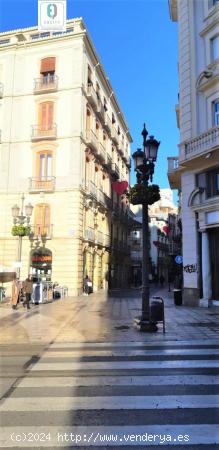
[[0, 340, 219, 448]]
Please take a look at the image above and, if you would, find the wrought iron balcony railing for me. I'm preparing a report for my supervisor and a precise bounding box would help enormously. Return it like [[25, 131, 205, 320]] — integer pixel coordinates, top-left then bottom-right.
[[29, 176, 56, 192], [31, 124, 57, 140], [111, 126, 119, 145], [96, 100, 105, 123], [34, 75, 58, 93], [110, 162, 119, 178], [98, 142, 107, 162], [85, 180, 98, 199]]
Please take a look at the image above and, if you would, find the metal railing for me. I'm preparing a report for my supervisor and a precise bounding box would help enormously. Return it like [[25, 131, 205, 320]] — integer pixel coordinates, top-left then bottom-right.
[[104, 153, 112, 168], [0, 82, 3, 98], [34, 75, 58, 93], [111, 162, 119, 177], [31, 124, 57, 140], [29, 224, 53, 240], [96, 100, 105, 121], [29, 176, 56, 192], [96, 230, 104, 245], [180, 126, 219, 159]]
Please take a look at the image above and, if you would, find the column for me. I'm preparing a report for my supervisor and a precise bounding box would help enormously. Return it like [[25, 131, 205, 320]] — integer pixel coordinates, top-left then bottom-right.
[[201, 230, 212, 306]]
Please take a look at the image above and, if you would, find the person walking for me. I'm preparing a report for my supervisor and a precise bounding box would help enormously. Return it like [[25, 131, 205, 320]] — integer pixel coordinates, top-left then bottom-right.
[[23, 274, 33, 309], [83, 275, 91, 296], [160, 274, 165, 288], [11, 277, 20, 310]]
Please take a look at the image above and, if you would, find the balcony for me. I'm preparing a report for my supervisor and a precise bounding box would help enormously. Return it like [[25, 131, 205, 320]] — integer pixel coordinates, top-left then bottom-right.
[[118, 140, 125, 156], [104, 153, 112, 170], [84, 227, 95, 242], [180, 126, 219, 163], [29, 176, 56, 193], [111, 126, 119, 145], [167, 156, 181, 189], [86, 83, 98, 109], [34, 75, 58, 94], [96, 230, 104, 246], [31, 124, 57, 141], [104, 114, 112, 135], [98, 142, 106, 163], [0, 82, 3, 98], [97, 189, 112, 209], [29, 224, 53, 240], [84, 129, 99, 154], [85, 180, 98, 199], [110, 162, 119, 179], [96, 99, 105, 123]]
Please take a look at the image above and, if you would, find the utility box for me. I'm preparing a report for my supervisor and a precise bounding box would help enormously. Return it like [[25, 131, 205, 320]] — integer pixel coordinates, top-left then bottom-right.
[[173, 289, 182, 306]]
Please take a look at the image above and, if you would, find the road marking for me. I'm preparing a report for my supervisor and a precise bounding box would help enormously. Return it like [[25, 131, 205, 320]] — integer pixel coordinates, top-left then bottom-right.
[[1, 395, 218, 411]]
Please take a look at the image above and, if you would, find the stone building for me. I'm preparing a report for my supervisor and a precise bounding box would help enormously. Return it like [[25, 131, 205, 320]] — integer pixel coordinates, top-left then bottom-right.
[[0, 19, 132, 295], [168, 0, 219, 306]]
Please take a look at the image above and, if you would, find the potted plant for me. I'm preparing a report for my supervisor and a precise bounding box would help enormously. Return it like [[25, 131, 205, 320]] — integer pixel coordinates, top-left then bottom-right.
[[11, 225, 31, 237], [127, 184, 160, 205]]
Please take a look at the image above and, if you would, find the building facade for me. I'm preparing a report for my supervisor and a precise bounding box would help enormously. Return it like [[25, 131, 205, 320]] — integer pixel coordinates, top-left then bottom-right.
[[168, 0, 219, 306], [0, 19, 132, 296]]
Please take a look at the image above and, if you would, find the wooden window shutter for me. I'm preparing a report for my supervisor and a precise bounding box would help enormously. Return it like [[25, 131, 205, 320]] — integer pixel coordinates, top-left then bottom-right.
[[40, 57, 56, 73]]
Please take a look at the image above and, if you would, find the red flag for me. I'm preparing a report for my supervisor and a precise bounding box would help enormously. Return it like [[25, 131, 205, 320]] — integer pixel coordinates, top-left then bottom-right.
[[112, 181, 128, 195], [163, 225, 170, 234]]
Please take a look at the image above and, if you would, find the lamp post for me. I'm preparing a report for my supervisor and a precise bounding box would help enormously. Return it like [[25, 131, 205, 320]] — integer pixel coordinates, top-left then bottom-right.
[[11, 194, 33, 278], [133, 124, 160, 332]]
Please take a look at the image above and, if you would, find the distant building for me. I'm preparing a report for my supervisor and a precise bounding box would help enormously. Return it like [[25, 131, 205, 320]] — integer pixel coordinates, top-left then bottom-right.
[[0, 19, 132, 295], [168, 0, 219, 306]]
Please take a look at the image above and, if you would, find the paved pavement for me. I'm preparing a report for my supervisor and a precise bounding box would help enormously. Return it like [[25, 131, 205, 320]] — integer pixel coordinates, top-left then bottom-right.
[[0, 286, 219, 344], [0, 287, 219, 448]]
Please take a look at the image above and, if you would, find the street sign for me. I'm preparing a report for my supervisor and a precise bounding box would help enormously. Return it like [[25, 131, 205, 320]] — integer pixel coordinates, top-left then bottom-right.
[[175, 255, 183, 264]]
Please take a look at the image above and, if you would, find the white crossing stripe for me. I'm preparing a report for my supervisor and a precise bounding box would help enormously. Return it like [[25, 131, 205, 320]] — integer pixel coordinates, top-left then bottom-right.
[[49, 339, 219, 347], [29, 360, 219, 370], [40, 348, 219, 357], [1, 395, 218, 411], [15, 374, 218, 388]]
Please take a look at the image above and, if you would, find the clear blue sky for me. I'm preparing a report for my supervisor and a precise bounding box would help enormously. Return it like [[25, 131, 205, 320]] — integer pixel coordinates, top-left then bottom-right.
[[0, 0, 179, 195]]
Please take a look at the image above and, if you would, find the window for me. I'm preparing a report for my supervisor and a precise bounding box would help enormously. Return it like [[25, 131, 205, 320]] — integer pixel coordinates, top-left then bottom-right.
[[0, 39, 10, 45], [37, 152, 52, 178], [40, 57, 56, 83], [38, 102, 54, 129], [206, 168, 219, 198], [34, 204, 50, 235], [211, 35, 219, 61], [214, 101, 219, 125], [87, 65, 92, 85]]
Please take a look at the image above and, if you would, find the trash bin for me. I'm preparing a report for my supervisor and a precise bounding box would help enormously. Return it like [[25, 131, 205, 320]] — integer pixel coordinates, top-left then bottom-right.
[[150, 300, 164, 322], [173, 289, 182, 306]]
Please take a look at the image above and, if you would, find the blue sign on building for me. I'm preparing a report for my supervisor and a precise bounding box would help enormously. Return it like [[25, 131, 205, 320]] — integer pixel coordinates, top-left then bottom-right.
[[175, 255, 183, 264]]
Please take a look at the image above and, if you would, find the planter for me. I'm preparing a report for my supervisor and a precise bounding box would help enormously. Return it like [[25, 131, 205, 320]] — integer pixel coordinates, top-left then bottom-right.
[[128, 184, 160, 206], [11, 225, 31, 237]]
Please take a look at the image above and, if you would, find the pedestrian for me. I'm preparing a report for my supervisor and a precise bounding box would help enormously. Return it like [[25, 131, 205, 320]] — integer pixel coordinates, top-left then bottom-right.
[[160, 274, 165, 287], [23, 274, 33, 309], [83, 275, 91, 296], [11, 277, 20, 310]]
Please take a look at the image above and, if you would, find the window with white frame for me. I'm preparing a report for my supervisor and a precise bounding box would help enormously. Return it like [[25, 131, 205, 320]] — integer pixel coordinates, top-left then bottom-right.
[[211, 35, 219, 61]]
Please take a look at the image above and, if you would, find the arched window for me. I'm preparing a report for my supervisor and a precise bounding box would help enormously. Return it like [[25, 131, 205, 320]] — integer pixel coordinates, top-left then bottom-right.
[[34, 203, 51, 236], [38, 102, 54, 130]]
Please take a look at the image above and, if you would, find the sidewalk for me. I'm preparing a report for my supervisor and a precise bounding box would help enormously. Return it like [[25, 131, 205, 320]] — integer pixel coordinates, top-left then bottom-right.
[[0, 286, 219, 345]]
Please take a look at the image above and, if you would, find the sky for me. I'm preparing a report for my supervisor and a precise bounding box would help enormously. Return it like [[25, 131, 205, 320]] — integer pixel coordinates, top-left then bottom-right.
[[0, 0, 179, 200]]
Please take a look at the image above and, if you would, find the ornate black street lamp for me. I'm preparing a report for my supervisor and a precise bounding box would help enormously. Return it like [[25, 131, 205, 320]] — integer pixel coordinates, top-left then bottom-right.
[[133, 124, 160, 332], [11, 194, 33, 278]]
